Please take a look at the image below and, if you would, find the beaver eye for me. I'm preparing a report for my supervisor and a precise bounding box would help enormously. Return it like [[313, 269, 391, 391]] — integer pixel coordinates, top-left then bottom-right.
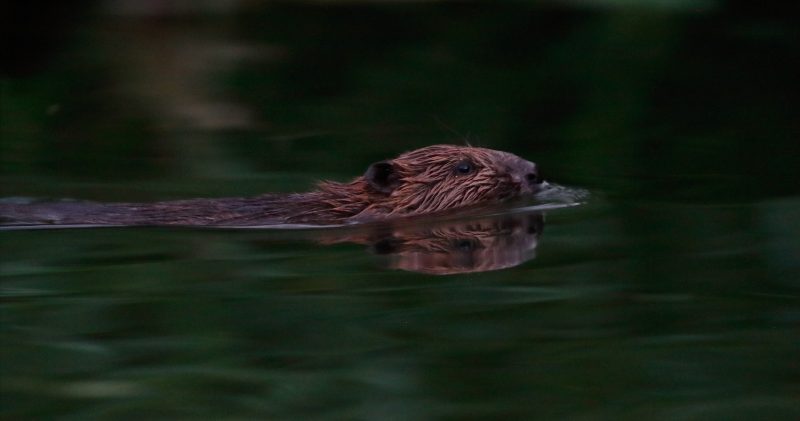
[[455, 160, 474, 175]]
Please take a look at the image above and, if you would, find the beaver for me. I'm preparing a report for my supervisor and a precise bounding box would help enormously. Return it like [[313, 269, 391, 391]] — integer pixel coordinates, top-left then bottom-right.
[[0, 144, 542, 227]]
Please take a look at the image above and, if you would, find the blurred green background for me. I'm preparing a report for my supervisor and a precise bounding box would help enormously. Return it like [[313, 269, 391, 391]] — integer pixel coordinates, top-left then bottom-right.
[[1, 0, 799, 419]]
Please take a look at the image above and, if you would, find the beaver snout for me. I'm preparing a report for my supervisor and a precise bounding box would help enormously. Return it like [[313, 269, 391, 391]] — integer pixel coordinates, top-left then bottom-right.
[[507, 159, 541, 193]]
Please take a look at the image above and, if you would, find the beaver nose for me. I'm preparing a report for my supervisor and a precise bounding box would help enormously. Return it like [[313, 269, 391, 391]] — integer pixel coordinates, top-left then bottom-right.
[[508, 159, 541, 191], [525, 165, 541, 187], [518, 161, 540, 186]]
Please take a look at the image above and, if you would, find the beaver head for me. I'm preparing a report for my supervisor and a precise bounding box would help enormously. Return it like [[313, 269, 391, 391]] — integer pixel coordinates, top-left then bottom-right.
[[351, 144, 541, 220]]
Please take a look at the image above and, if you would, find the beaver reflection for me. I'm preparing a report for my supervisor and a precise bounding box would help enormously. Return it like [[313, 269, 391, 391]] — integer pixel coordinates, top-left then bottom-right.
[[325, 211, 544, 275]]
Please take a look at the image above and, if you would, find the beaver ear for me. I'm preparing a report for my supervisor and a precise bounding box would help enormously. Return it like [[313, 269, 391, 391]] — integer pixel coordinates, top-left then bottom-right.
[[365, 160, 399, 194]]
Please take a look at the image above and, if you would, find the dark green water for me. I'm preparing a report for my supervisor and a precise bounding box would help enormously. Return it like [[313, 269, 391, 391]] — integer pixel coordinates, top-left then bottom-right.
[[2, 1, 799, 419]]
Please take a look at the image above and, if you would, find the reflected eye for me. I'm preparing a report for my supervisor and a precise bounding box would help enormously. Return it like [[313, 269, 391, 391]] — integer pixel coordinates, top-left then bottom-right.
[[455, 160, 474, 175], [454, 239, 476, 251]]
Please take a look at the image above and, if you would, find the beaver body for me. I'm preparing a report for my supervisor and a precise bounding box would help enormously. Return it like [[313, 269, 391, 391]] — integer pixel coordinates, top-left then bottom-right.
[[0, 145, 542, 227]]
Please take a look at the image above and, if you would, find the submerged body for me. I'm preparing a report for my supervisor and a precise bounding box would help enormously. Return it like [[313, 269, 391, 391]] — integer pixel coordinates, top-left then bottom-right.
[[0, 145, 542, 227]]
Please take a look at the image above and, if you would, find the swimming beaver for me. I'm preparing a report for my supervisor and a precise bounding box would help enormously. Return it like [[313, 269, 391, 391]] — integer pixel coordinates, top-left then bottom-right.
[[0, 145, 542, 227]]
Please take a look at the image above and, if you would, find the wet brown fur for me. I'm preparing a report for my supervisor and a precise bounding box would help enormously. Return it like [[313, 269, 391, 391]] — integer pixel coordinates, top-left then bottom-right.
[[0, 145, 540, 227]]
